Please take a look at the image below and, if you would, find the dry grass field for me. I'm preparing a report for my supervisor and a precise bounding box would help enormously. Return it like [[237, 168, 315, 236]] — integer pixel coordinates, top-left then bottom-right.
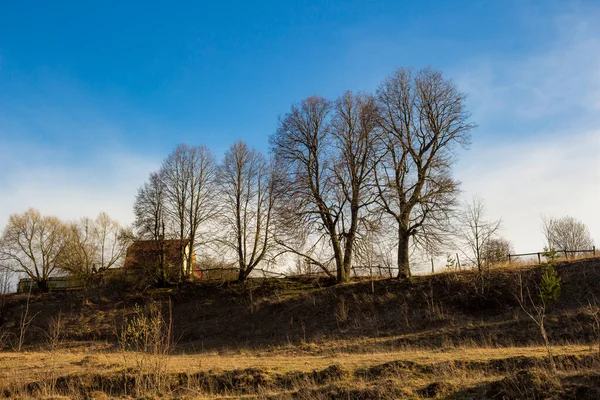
[[2, 343, 600, 399], [2, 257, 600, 398]]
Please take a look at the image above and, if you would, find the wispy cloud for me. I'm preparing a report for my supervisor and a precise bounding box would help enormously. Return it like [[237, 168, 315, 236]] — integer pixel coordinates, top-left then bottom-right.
[[455, 5, 600, 252], [0, 143, 158, 228], [455, 5, 600, 132], [0, 102, 160, 227], [457, 129, 600, 253]]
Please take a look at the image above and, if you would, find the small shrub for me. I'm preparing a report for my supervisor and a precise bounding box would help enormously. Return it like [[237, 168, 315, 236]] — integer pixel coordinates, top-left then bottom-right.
[[540, 248, 561, 304], [119, 302, 173, 355], [500, 369, 561, 399]]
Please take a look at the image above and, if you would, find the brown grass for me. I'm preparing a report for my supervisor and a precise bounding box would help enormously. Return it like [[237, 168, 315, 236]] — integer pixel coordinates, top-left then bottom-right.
[[1, 344, 599, 399], [3, 257, 600, 398]]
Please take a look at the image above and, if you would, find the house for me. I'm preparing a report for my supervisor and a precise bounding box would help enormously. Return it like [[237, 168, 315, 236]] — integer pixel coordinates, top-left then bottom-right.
[[123, 239, 200, 281], [17, 276, 84, 293]]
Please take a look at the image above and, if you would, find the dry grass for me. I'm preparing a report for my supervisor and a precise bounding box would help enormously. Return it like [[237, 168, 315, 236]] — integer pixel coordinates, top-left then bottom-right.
[[0, 343, 592, 377], [3, 257, 600, 398], [1, 343, 599, 399]]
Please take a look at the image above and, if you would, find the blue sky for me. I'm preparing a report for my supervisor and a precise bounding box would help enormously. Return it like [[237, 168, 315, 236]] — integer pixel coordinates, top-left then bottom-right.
[[1, 0, 599, 262], [0, 0, 576, 152]]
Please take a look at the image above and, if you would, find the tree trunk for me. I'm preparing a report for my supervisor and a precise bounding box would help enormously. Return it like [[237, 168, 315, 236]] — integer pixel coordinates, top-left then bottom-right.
[[340, 248, 352, 283], [238, 266, 247, 282], [186, 238, 195, 281], [335, 250, 347, 283], [397, 227, 411, 279], [326, 222, 347, 284], [37, 279, 49, 292], [180, 245, 188, 283]]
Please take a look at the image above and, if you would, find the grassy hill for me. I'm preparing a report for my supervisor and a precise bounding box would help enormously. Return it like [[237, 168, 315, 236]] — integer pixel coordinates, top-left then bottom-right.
[[2, 257, 600, 398]]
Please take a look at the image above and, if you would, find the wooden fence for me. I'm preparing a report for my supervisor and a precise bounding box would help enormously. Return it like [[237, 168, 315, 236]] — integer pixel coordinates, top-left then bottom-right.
[[508, 246, 596, 265], [198, 265, 395, 281], [197, 246, 598, 282]]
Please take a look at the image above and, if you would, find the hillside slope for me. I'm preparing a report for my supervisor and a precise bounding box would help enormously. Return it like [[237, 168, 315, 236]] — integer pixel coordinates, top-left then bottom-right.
[[2, 257, 600, 352]]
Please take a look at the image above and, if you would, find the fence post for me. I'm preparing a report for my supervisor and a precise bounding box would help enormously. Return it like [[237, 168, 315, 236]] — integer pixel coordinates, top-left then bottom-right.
[[594, 246, 596, 256], [456, 253, 461, 270], [564, 250, 568, 260], [537, 253, 541, 264], [508, 254, 511, 265], [431, 258, 434, 274]]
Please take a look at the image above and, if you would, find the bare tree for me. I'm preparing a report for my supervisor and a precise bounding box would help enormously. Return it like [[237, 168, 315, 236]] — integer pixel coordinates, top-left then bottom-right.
[[93, 212, 130, 272], [515, 258, 561, 373], [59, 217, 97, 278], [456, 196, 502, 273], [271, 96, 337, 279], [515, 273, 557, 373], [482, 236, 513, 267], [330, 92, 379, 282], [161, 145, 193, 280], [375, 67, 473, 279], [219, 141, 277, 281], [133, 172, 168, 284], [185, 145, 219, 277], [59, 213, 131, 279], [271, 92, 378, 283], [134, 172, 167, 241], [0, 264, 13, 309], [542, 215, 594, 253], [0, 208, 68, 291], [160, 144, 218, 281]]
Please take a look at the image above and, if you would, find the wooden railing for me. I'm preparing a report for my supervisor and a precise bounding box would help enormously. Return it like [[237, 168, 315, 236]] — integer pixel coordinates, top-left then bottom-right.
[[508, 246, 596, 264]]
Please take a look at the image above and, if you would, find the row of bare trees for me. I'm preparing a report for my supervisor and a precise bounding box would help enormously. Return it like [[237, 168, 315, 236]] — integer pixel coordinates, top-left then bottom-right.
[[133, 140, 279, 283], [2, 66, 594, 289], [454, 197, 594, 271], [0, 209, 129, 291], [271, 67, 473, 281], [133, 144, 219, 283], [131, 67, 474, 283]]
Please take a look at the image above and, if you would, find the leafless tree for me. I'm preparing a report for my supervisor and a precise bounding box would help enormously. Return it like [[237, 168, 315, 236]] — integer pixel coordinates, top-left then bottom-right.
[[271, 92, 379, 283], [456, 196, 502, 273], [218, 141, 277, 281], [94, 212, 130, 270], [375, 67, 473, 279], [482, 236, 514, 267], [0, 264, 12, 309], [271, 96, 337, 279], [59, 217, 96, 278], [542, 215, 594, 253], [59, 213, 131, 279], [184, 145, 219, 275], [0, 208, 68, 291], [160, 144, 219, 281], [134, 172, 167, 241], [330, 92, 379, 282], [161, 145, 193, 279], [515, 273, 557, 373], [133, 172, 169, 284]]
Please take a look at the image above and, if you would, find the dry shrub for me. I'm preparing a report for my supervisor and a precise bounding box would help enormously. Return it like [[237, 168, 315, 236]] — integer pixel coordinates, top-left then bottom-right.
[[500, 368, 561, 399], [118, 300, 174, 397], [45, 312, 64, 350]]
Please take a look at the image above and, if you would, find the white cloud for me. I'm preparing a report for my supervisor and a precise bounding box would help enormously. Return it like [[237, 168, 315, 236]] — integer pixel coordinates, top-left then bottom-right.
[[0, 141, 159, 228], [454, 5, 600, 254], [457, 129, 600, 253], [470, 9, 599, 120]]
